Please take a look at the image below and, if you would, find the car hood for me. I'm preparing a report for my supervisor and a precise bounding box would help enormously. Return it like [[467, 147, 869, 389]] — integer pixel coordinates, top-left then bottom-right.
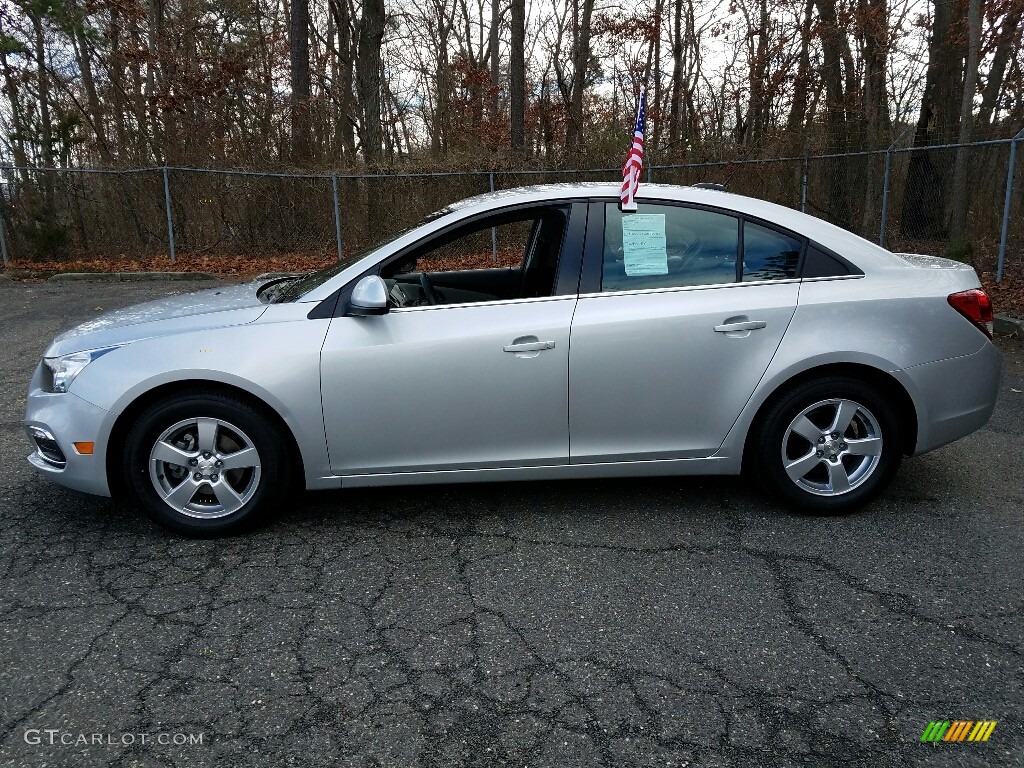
[[44, 280, 270, 357]]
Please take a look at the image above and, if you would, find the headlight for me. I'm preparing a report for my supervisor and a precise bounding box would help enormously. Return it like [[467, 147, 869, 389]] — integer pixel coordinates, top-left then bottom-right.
[[42, 347, 118, 393]]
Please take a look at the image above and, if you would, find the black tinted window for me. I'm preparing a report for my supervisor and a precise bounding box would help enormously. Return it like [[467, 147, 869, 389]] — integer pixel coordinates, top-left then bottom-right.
[[802, 244, 853, 277], [742, 223, 801, 281]]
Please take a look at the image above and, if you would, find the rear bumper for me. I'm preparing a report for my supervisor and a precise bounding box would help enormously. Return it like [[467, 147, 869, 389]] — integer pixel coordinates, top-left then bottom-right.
[[24, 364, 112, 497], [904, 340, 1001, 455]]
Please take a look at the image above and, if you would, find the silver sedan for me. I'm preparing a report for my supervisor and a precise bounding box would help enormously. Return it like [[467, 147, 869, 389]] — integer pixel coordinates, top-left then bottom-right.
[[25, 184, 1001, 535]]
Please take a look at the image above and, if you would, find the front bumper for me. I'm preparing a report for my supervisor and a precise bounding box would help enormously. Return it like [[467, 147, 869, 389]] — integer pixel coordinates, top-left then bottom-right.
[[24, 363, 112, 497]]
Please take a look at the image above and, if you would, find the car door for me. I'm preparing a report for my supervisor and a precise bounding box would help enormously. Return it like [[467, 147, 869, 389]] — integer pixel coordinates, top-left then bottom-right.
[[568, 200, 800, 463], [320, 202, 585, 476]]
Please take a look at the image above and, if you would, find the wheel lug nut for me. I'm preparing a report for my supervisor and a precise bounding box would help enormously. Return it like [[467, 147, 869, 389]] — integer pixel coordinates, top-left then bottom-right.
[[215, 460, 223, 468], [840, 443, 847, 450], [210, 474, 219, 482], [203, 451, 212, 459], [831, 432, 838, 439], [193, 473, 202, 481], [816, 450, 823, 457], [188, 458, 198, 466], [818, 436, 825, 443]]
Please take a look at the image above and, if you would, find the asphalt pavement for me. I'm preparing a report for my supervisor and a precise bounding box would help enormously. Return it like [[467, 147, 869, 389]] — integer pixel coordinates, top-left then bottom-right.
[[0, 277, 1021, 767]]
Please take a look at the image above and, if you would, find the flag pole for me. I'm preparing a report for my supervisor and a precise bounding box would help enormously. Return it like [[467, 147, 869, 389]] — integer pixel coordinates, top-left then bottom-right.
[[620, 89, 645, 212]]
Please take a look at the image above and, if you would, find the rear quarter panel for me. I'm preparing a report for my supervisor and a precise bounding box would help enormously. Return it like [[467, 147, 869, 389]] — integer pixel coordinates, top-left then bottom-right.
[[716, 268, 993, 461]]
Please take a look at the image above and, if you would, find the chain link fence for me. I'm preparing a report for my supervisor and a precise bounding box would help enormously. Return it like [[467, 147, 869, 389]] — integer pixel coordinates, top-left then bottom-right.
[[1, 133, 1022, 279]]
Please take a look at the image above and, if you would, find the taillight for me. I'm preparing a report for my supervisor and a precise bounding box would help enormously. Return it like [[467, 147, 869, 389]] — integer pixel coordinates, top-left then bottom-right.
[[947, 289, 994, 339]]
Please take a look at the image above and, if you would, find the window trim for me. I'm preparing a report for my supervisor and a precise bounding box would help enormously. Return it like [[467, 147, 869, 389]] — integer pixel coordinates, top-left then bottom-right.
[[329, 199, 589, 317], [584, 198, 749, 294], [581, 197, 862, 295]]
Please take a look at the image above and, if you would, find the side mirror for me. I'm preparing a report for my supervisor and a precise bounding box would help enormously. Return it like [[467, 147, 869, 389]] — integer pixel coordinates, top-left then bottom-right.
[[347, 275, 389, 316]]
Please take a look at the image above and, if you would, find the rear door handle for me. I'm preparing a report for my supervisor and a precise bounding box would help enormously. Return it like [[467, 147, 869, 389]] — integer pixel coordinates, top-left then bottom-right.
[[503, 340, 556, 352], [714, 320, 767, 333]]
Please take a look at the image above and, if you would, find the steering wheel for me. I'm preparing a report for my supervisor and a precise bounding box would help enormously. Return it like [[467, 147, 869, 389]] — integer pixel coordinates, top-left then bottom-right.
[[419, 272, 441, 305]]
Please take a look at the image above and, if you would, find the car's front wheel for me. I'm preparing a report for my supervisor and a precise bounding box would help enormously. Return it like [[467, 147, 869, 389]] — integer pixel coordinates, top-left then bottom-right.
[[751, 376, 904, 513], [123, 391, 290, 535]]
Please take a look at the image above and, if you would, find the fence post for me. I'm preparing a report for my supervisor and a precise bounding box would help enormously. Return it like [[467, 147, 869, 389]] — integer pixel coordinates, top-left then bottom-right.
[[647, 165, 653, 184], [801, 145, 809, 213], [997, 127, 1024, 283], [0, 205, 9, 267], [879, 129, 908, 248], [331, 173, 344, 262], [162, 166, 176, 263], [489, 171, 497, 263]]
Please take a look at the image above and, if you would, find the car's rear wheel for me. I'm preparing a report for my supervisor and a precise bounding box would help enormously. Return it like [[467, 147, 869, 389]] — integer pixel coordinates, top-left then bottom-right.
[[751, 376, 903, 513], [123, 391, 290, 535]]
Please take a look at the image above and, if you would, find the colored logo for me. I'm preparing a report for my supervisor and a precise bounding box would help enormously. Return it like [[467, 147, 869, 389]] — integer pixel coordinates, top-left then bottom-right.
[[920, 720, 997, 743]]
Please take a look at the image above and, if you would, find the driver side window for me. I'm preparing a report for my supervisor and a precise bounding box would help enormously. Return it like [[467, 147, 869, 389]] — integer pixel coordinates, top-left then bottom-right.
[[602, 202, 740, 292], [380, 206, 570, 308]]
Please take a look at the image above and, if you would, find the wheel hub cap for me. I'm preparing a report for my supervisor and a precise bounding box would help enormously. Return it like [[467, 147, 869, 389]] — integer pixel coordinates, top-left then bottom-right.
[[149, 417, 262, 519], [781, 398, 883, 497]]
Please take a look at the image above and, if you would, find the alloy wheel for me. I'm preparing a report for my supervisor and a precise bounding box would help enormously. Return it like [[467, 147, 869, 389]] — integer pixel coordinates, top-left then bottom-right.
[[148, 417, 262, 518], [780, 398, 883, 497]]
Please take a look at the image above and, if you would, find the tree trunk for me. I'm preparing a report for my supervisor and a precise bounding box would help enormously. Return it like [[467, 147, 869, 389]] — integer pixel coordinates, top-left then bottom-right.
[[73, 29, 112, 163], [0, 15, 30, 181], [900, 0, 966, 239], [328, 0, 358, 163], [565, 0, 595, 148], [651, 0, 663, 147], [489, 0, 500, 121], [747, 0, 769, 145], [290, 0, 311, 164], [949, 0, 982, 239], [357, 0, 386, 163], [668, 0, 684, 149], [510, 0, 525, 152], [977, 8, 1022, 128], [859, 0, 890, 234], [786, 0, 814, 138], [814, 0, 850, 226]]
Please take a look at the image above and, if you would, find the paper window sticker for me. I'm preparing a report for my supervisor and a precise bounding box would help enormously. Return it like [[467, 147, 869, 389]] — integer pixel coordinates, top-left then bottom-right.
[[621, 213, 668, 276]]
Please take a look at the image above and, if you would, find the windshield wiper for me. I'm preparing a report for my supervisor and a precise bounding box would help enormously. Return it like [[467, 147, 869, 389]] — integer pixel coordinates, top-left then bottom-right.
[[257, 274, 306, 304]]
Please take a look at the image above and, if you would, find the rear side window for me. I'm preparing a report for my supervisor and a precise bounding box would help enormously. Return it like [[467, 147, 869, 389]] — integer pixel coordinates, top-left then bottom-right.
[[742, 222, 801, 281], [802, 244, 854, 277], [602, 202, 739, 292]]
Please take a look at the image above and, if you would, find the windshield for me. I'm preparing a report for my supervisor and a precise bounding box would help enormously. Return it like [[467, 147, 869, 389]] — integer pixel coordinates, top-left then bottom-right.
[[273, 208, 453, 302]]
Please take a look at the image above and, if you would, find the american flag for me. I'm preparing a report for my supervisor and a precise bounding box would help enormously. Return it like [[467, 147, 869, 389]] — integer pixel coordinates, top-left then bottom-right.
[[620, 91, 646, 211]]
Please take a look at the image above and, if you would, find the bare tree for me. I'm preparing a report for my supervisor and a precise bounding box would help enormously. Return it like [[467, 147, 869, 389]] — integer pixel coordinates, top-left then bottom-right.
[[357, 0, 387, 163], [510, 0, 525, 151], [558, 0, 595, 149], [290, 0, 311, 163], [901, 0, 967, 239], [949, 0, 982, 239], [815, 0, 852, 224], [978, 4, 1023, 128]]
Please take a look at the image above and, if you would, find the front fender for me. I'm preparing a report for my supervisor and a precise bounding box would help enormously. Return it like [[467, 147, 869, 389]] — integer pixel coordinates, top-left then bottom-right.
[[69, 305, 334, 487]]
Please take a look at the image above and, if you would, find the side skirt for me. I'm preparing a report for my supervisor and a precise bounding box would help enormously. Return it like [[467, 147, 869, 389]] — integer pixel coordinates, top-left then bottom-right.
[[315, 455, 738, 489]]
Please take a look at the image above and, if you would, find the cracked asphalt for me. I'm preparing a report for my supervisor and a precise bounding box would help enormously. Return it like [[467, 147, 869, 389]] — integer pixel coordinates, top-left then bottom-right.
[[0, 277, 1021, 768]]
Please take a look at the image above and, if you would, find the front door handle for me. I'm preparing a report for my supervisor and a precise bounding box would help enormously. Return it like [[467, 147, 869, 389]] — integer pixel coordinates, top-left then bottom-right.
[[503, 340, 556, 353], [713, 320, 767, 333]]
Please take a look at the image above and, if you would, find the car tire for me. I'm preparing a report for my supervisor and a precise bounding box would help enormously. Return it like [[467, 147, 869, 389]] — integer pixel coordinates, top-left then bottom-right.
[[751, 376, 904, 514], [123, 390, 290, 536]]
